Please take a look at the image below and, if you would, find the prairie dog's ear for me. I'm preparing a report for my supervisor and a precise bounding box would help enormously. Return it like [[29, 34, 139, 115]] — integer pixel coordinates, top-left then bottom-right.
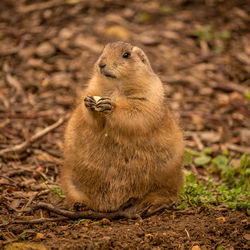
[[132, 46, 152, 70]]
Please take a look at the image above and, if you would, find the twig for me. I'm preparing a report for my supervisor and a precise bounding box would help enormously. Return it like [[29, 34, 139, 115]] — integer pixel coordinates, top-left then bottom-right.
[[0, 112, 54, 119], [7, 169, 32, 177], [0, 116, 67, 157], [180, 111, 220, 121], [32, 202, 138, 220], [184, 228, 190, 239], [0, 126, 20, 137], [212, 82, 248, 95], [18, 0, 86, 13], [21, 190, 50, 212], [14, 217, 68, 224], [31, 201, 172, 220], [225, 143, 250, 154], [0, 175, 18, 187], [0, 47, 19, 56], [176, 54, 214, 70], [186, 132, 204, 151], [5, 74, 23, 95], [190, 163, 199, 176]]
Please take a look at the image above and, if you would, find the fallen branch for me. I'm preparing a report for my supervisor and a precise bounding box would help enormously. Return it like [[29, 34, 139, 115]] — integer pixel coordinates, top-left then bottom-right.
[[225, 143, 250, 154], [30, 201, 173, 221], [176, 54, 214, 70], [0, 47, 19, 56], [14, 217, 68, 224], [32, 202, 138, 220], [0, 112, 54, 119], [18, 0, 86, 13], [212, 82, 248, 95], [180, 111, 220, 121], [0, 116, 67, 157]]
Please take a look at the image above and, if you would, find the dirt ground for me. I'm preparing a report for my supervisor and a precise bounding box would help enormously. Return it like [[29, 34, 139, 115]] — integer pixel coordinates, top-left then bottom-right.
[[0, 0, 249, 249]]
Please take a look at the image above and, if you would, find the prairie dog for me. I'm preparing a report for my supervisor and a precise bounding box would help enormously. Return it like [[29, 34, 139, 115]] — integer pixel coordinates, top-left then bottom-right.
[[61, 41, 184, 215]]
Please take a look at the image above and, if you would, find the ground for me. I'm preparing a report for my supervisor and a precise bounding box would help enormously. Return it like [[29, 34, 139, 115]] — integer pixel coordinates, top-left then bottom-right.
[[0, 0, 249, 249]]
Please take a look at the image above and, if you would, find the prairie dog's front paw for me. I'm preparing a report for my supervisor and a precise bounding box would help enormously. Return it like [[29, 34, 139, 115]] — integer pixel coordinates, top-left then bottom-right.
[[84, 96, 96, 111], [84, 96, 113, 113], [95, 97, 113, 113]]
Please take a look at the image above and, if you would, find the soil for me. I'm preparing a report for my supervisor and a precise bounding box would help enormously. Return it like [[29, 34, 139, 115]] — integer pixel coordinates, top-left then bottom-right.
[[0, 0, 249, 249]]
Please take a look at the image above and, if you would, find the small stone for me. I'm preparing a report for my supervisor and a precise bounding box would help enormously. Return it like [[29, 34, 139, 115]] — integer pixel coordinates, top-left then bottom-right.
[[200, 87, 213, 96], [217, 93, 229, 106], [36, 42, 55, 58], [243, 233, 250, 241], [35, 233, 45, 240], [123, 8, 135, 18], [230, 91, 243, 101], [191, 114, 204, 131], [18, 46, 35, 58], [59, 28, 74, 40]]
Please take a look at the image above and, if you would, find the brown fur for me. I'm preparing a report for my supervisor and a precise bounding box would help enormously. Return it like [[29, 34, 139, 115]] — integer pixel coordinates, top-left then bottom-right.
[[61, 41, 184, 215]]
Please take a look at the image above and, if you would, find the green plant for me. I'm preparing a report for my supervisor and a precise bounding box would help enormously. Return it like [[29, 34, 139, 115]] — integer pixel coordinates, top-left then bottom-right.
[[160, 6, 173, 14], [244, 92, 250, 100], [214, 30, 230, 41], [184, 147, 212, 167], [178, 151, 250, 212], [20, 234, 26, 240], [194, 25, 213, 42], [193, 25, 230, 53], [41, 177, 64, 201], [178, 173, 216, 210], [138, 13, 151, 21], [76, 218, 87, 224]]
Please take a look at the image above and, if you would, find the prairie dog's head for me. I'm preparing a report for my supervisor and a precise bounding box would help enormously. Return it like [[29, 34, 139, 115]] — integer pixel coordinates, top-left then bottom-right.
[[95, 41, 154, 81]]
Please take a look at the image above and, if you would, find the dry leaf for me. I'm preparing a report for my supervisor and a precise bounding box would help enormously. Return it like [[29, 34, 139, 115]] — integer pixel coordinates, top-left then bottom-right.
[[216, 217, 226, 223]]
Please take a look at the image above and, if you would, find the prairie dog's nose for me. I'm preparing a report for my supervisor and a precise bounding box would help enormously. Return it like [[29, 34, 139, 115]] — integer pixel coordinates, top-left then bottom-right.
[[99, 62, 106, 69]]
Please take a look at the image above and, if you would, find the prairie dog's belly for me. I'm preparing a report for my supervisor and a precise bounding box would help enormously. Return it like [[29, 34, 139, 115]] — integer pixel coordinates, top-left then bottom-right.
[[71, 134, 161, 211]]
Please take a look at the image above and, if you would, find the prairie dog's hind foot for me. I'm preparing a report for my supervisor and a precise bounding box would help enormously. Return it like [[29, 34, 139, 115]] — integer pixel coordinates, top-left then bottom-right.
[[128, 191, 177, 217], [141, 202, 175, 217], [118, 197, 138, 211], [73, 202, 92, 212]]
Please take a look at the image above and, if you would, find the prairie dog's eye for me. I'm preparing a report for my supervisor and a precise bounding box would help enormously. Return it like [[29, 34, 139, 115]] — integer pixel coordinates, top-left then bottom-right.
[[122, 52, 131, 58]]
